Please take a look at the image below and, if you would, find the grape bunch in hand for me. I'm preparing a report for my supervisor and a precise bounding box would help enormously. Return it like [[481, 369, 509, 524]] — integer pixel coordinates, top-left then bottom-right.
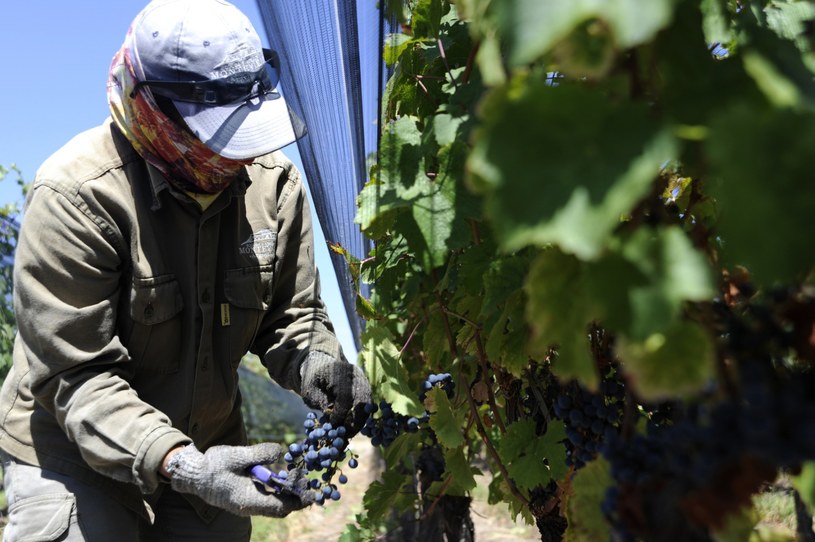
[[252, 411, 359, 505]]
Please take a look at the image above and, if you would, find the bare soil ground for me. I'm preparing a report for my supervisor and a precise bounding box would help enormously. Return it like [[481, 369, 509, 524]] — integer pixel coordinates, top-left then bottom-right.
[[250, 434, 537, 542]]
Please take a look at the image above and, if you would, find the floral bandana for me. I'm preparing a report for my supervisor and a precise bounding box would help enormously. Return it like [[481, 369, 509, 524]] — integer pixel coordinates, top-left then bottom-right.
[[107, 32, 252, 194]]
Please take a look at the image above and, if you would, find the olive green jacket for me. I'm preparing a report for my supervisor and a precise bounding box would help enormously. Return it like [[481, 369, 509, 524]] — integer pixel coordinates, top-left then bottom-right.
[[0, 119, 342, 519]]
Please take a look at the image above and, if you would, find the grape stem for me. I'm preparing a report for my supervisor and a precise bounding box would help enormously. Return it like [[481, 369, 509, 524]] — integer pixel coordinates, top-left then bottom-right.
[[473, 329, 507, 433], [421, 470, 455, 520], [436, 38, 458, 90], [434, 282, 525, 504], [439, 303, 507, 434], [400, 318, 424, 356], [461, 42, 480, 85], [526, 368, 552, 424], [461, 371, 529, 507]]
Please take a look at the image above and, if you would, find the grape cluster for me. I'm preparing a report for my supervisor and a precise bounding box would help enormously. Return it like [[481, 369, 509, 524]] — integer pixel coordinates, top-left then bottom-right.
[[254, 411, 359, 505], [360, 401, 423, 447], [360, 372, 456, 448], [553, 369, 625, 469], [600, 359, 815, 540], [419, 372, 455, 402]]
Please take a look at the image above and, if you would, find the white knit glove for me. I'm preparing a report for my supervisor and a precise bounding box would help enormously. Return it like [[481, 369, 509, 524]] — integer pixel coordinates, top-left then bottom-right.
[[166, 443, 312, 517]]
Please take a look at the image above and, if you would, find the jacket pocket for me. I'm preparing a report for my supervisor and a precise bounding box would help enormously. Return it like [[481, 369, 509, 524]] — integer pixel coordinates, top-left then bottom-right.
[[224, 265, 273, 364], [127, 275, 184, 373], [5, 493, 75, 542]]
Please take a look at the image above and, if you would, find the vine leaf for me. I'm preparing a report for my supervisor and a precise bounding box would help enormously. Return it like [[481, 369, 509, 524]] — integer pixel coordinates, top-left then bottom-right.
[[765, 1, 815, 51], [612, 227, 715, 399], [709, 504, 761, 542], [468, 82, 677, 259], [443, 446, 480, 495], [793, 461, 815, 509], [485, 290, 530, 377], [427, 386, 467, 449], [525, 249, 641, 387], [616, 320, 716, 401], [361, 325, 426, 417], [619, 226, 714, 341], [362, 469, 416, 523], [492, 0, 678, 65], [700, 0, 731, 45], [384, 432, 423, 468], [499, 419, 568, 491], [740, 15, 815, 109], [358, 115, 475, 271], [412, 0, 446, 39], [563, 457, 612, 542], [707, 104, 815, 284]]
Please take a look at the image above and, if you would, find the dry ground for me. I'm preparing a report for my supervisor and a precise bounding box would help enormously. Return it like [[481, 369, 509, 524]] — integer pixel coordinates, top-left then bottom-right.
[[250, 434, 537, 542]]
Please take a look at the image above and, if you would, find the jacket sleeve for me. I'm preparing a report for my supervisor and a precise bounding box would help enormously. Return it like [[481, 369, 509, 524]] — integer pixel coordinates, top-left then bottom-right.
[[14, 183, 190, 493], [252, 162, 345, 391]]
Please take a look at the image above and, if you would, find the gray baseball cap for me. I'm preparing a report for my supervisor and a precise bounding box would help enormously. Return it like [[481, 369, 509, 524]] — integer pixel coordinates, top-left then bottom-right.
[[128, 0, 303, 159]]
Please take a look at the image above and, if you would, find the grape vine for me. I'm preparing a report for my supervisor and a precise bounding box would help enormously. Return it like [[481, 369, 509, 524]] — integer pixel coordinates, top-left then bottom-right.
[[335, 0, 815, 540]]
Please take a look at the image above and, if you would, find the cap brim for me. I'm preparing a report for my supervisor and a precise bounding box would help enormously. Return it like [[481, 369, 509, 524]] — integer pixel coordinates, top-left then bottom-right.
[[174, 92, 305, 160]]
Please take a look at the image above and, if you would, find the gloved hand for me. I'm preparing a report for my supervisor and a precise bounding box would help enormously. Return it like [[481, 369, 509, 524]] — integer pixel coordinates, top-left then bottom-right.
[[166, 443, 313, 517], [299, 351, 372, 435]]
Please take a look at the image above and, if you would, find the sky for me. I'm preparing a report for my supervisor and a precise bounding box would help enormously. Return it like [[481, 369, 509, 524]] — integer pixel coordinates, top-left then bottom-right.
[[0, 0, 358, 358]]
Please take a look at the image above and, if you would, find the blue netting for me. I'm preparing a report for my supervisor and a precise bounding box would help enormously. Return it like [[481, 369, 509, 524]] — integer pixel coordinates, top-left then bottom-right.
[[255, 1, 388, 349]]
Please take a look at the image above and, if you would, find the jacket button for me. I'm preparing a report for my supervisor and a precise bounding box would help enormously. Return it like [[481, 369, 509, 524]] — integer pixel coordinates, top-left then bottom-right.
[[144, 304, 154, 318], [202, 290, 210, 303], [191, 422, 199, 434]]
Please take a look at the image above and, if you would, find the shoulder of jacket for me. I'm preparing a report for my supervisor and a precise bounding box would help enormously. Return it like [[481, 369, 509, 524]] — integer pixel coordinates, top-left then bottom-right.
[[34, 118, 140, 196], [247, 150, 305, 204], [249, 151, 300, 180]]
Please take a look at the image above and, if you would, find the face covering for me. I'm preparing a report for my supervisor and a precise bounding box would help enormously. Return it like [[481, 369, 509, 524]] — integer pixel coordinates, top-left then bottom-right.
[[107, 27, 252, 194]]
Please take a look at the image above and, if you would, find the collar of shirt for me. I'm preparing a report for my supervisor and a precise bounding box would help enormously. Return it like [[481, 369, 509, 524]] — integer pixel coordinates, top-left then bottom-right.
[[145, 162, 251, 211]]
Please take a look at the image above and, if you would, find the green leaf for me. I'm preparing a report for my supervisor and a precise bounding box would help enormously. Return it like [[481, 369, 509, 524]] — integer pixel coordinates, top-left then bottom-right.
[[443, 446, 480, 495], [700, 0, 732, 45], [362, 469, 416, 522], [525, 250, 594, 385], [431, 113, 467, 147], [500, 419, 568, 490], [707, 104, 815, 284], [793, 461, 815, 509], [358, 117, 422, 231], [742, 51, 802, 108], [384, 431, 424, 468], [765, 1, 815, 51], [359, 116, 475, 271], [657, 2, 762, 128], [476, 33, 507, 86], [427, 386, 466, 449], [619, 226, 715, 340], [479, 251, 535, 322], [356, 293, 378, 321], [493, 0, 678, 65], [423, 310, 453, 369], [487, 475, 536, 524], [616, 320, 716, 401], [711, 506, 761, 542], [469, 82, 677, 259], [361, 325, 426, 416], [412, 0, 446, 39], [740, 14, 815, 108], [564, 457, 612, 542], [525, 249, 606, 387], [383, 34, 415, 67], [485, 289, 531, 377]]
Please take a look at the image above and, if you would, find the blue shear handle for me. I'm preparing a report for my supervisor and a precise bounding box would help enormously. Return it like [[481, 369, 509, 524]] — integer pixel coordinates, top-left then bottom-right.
[[251, 464, 275, 484]]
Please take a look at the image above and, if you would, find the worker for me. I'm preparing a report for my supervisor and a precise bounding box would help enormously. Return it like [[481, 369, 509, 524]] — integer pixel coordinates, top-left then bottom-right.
[[0, 0, 371, 539]]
